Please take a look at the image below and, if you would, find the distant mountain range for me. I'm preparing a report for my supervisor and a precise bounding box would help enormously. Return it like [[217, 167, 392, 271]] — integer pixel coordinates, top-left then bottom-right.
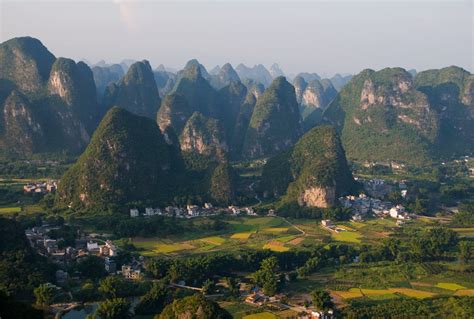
[[1, 36, 473, 211]]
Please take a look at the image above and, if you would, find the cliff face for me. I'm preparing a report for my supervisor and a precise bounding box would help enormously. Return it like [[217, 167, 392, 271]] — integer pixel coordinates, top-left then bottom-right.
[[294, 76, 337, 129], [180, 112, 228, 168], [157, 93, 193, 136], [242, 76, 303, 159], [48, 58, 99, 133], [414, 66, 474, 157], [0, 37, 55, 94], [299, 186, 336, 208], [260, 125, 355, 208], [103, 60, 161, 119], [323, 68, 439, 165], [1, 91, 44, 157], [0, 37, 100, 157]]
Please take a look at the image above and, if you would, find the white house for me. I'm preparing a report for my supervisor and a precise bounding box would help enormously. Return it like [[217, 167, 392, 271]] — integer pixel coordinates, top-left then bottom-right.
[[321, 219, 333, 227], [130, 209, 139, 218], [389, 205, 405, 219], [244, 207, 256, 216], [187, 205, 199, 217], [229, 206, 241, 215], [87, 241, 99, 252], [204, 203, 213, 209]]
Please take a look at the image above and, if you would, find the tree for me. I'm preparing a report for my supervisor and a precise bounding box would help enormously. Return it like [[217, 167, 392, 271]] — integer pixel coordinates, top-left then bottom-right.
[[94, 298, 131, 319], [252, 256, 279, 296], [459, 241, 473, 264], [34, 284, 56, 306], [77, 256, 107, 279], [145, 258, 171, 279], [158, 294, 231, 319], [135, 282, 168, 315], [202, 279, 216, 295], [75, 281, 99, 302], [225, 277, 240, 297], [99, 276, 131, 298], [311, 290, 333, 311]]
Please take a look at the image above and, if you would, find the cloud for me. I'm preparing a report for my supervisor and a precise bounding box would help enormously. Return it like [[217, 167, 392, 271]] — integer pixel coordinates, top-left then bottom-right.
[[113, 0, 138, 31]]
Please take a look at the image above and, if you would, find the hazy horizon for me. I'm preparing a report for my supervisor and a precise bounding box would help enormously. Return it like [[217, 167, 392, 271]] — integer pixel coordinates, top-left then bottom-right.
[[1, 0, 472, 77]]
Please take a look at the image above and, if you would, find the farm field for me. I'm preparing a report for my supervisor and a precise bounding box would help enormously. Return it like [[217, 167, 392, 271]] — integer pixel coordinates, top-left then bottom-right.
[[124, 216, 309, 256], [219, 301, 261, 319], [330, 230, 362, 243], [452, 227, 474, 237], [435, 282, 466, 291], [0, 206, 21, 214], [242, 312, 277, 319], [122, 215, 474, 258]]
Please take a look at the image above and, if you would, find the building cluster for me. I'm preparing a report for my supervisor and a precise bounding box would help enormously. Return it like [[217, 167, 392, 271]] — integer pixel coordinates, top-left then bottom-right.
[[25, 226, 75, 264], [339, 193, 412, 222], [361, 178, 393, 198], [130, 204, 257, 219], [25, 224, 141, 284], [320, 219, 347, 233], [23, 180, 58, 194], [245, 290, 333, 319]]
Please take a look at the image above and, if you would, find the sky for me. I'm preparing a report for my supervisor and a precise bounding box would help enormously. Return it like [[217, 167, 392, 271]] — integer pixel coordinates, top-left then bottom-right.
[[1, 0, 473, 77]]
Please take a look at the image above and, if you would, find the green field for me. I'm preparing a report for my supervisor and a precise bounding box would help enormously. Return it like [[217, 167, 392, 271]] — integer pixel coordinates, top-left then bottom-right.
[[331, 229, 362, 243], [230, 232, 254, 240], [263, 241, 290, 252], [123, 216, 306, 256], [220, 301, 261, 319], [0, 206, 21, 214], [243, 312, 277, 319], [436, 282, 466, 291], [199, 236, 226, 245]]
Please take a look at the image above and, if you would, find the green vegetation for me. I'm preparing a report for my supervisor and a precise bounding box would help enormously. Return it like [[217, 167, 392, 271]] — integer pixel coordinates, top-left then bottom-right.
[[0, 217, 53, 298], [243, 312, 277, 319], [324, 66, 474, 165], [0, 37, 99, 158], [260, 125, 357, 212], [103, 60, 161, 119], [252, 256, 280, 295], [55, 107, 182, 211], [158, 294, 232, 319], [209, 163, 236, 205], [343, 296, 474, 318], [243, 76, 303, 159]]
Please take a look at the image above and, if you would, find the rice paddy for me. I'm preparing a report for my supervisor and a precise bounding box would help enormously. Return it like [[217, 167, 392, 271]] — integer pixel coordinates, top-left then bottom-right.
[[0, 206, 21, 214], [263, 241, 290, 252], [331, 230, 362, 243], [230, 232, 254, 240], [262, 227, 289, 233], [435, 282, 466, 291], [454, 289, 474, 296], [199, 236, 226, 245], [387, 288, 437, 299], [242, 312, 277, 319]]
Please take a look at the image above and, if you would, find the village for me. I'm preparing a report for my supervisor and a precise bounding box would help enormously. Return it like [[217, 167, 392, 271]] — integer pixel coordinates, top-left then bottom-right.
[[25, 219, 337, 319], [129, 203, 262, 219], [24, 223, 146, 285], [19, 176, 450, 319], [23, 180, 58, 194]]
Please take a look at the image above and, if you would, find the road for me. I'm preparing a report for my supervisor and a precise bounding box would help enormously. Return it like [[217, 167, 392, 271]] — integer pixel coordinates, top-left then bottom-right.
[[282, 217, 306, 236]]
